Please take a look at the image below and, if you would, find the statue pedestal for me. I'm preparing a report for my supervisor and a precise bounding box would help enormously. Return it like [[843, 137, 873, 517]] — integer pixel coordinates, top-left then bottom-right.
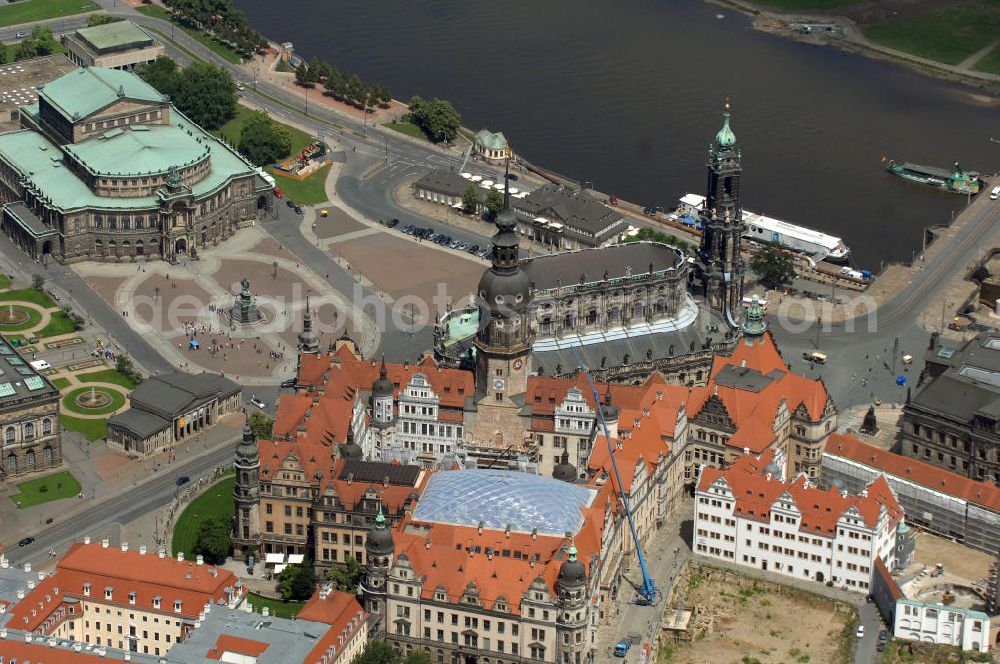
[[230, 276, 262, 326]]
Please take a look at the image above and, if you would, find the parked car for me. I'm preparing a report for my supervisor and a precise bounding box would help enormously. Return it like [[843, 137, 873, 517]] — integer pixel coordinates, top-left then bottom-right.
[[449, 239, 461, 249], [387, 218, 399, 228], [457, 241, 470, 251], [477, 247, 491, 258], [280, 378, 296, 389], [294, 206, 302, 215], [878, 630, 888, 641], [876, 641, 886, 652], [286, 200, 295, 208], [175, 476, 190, 487], [613, 642, 630, 658], [15, 32, 28, 39], [18, 536, 34, 547], [249, 395, 266, 409], [506, 173, 518, 181], [236, 83, 245, 92], [467, 244, 480, 254], [273, 187, 283, 198], [855, 625, 865, 639]]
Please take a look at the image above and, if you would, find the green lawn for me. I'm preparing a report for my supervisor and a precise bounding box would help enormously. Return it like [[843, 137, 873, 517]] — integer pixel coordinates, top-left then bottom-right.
[[214, 104, 315, 163], [0, 274, 10, 290], [386, 121, 428, 141], [270, 165, 331, 205], [0, 288, 56, 308], [52, 377, 71, 390], [37, 310, 78, 338], [275, 58, 295, 73], [171, 476, 235, 559], [60, 414, 106, 441], [1, 40, 68, 63], [61, 386, 125, 416], [76, 369, 136, 390], [10, 470, 81, 508], [0, 306, 41, 333], [973, 43, 1000, 74], [745, 0, 861, 7], [863, 2, 1000, 65], [134, 5, 242, 64], [0, 0, 96, 27], [248, 592, 304, 619]]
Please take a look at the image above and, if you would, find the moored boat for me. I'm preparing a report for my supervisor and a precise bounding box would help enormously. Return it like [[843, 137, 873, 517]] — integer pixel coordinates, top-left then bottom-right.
[[884, 159, 982, 195]]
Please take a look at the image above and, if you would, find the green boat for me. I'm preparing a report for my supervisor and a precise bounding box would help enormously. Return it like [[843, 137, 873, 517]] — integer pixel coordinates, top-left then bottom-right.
[[884, 159, 982, 195]]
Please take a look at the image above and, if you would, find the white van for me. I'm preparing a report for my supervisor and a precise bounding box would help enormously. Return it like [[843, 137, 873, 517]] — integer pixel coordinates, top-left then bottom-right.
[[990, 186, 1000, 201], [30, 360, 50, 371]]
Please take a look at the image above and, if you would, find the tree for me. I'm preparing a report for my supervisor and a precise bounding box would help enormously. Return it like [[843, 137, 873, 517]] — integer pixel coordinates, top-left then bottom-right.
[[135, 56, 180, 98], [484, 188, 504, 217], [31, 273, 44, 291], [403, 652, 432, 664], [238, 110, 291, 166], [621, 226, 691, 253], [247, 410, 274, 440], [407, 97, 461, 143], [15, 26, 56, 61], [294, 62, 311, 87], [193, 516, 231, 565], [276, 563, 316, 601], [461, 184, 479, 214], [326, 555, 361, 592], [115, 354, 145, 385], [377, 84, 392, 108], [352, 640, 397, 664], [749, 243, 796, 289], [172, 61, 237, 130], [324, 67, 346, 99], [87, 14, 122, 26]]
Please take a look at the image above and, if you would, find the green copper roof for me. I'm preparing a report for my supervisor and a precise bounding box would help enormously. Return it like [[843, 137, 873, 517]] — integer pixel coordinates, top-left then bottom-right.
[[76, 20, 154, 52], [475, 128, 508, 151], [39, 67, 164, 121], [0, 110, 257, 212], [443, 307, 479, 347], [742, 294, 766, 337], [715, 106, 736, 148], [64, 123, 211, 177]]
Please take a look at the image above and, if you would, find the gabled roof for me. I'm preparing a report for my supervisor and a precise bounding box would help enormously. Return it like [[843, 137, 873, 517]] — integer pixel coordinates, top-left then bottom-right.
[[825, 432, 1000, 512], [39, 66, 164, 122], [697, 449, 902, 535]]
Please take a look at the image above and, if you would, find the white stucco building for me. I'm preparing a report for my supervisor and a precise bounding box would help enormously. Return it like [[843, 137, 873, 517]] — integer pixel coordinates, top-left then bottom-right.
[[894, 600, 990, 653], [694, 449, 903, 593]]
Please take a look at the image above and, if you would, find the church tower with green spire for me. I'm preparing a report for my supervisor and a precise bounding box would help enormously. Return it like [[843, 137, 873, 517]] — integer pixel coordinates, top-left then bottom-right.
[[742, 294, 767, 339], [697, 100, 746, 328]]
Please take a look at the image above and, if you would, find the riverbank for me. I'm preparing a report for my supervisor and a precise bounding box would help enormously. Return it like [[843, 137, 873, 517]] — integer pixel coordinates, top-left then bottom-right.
[[709, 0, 1000, 93]]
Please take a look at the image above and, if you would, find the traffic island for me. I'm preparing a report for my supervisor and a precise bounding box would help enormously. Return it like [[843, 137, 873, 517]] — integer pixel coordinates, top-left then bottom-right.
[[9, 470, 82, 508]]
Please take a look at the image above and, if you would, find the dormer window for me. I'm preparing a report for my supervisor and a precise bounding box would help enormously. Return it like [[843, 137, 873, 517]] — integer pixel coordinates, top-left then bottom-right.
[[174, 599, 182, 613], [153, 596, 161, 610], [128, 591, 136, 605], [104, 587, 113, 600], [83, 583, 91, 597]]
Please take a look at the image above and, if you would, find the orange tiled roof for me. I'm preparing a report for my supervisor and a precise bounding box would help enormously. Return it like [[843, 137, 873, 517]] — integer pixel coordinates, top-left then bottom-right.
[[207, 634, 270, 660], [9, 543, 239, 632], [698, 450, 902, 535], [0, 641, 116, 663], [299, 589, 367, 663], [826, 432, 1000, 512]]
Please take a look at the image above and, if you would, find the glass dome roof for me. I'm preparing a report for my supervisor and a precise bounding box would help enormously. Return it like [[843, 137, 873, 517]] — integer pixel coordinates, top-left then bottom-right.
[[412, 469, 597, 536]]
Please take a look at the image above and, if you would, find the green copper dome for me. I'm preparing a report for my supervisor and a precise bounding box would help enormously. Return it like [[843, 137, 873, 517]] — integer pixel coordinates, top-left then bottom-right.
[[742, 294, 767, 337], [715, 102, 736, 148]]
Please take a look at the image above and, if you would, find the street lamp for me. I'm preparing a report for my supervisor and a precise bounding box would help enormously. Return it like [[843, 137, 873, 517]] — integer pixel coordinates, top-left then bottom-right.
[[272, 261, 278, 279]]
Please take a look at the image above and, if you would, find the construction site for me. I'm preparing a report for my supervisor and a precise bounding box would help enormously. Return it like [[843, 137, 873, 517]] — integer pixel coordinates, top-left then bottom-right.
[[657, 564, 857, 664]]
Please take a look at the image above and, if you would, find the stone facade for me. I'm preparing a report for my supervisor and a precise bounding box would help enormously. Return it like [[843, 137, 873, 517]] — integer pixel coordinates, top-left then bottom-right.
[[0, 338, 62, 481]]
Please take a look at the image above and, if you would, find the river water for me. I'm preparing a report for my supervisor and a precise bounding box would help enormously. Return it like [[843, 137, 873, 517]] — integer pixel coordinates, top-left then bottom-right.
[[235, 0, 999, 268]]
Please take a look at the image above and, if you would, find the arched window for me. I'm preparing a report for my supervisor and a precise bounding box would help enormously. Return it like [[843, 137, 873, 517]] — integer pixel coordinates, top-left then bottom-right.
[[4, 426, 14, 442], [6, 453, 16, 472], [25, 449, 35, 468], [23, 422, 34, 440], [43, 445, 52, 462], [42, 418, 52, 435]]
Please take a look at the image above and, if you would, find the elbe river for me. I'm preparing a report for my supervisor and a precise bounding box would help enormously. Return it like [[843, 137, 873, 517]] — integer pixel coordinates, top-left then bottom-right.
[[235, 0, 1000, 269]]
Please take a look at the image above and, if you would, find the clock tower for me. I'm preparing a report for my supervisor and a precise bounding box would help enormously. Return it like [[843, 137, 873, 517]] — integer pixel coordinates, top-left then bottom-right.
[[474, 157, 533, 407]]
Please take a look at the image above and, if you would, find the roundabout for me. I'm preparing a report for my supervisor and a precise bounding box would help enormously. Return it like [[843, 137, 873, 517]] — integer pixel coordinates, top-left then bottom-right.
[[62, 386, 126, 416]]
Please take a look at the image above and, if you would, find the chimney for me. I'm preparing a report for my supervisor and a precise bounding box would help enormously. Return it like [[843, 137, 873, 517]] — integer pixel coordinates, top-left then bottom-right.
[[424, 538, 431, 549], [531, 528, 537, 540], [158, 549, 166, 559], [505, 524, 511, 538], [23, 562, 31, 573], [101, 537, 110, 549], [84, 536, 91, 545], [196, 555, 204, 566], [383, 475, 390, 488], [178, 552, 185, 563], [478, 521, 484, 535], [139, 545, 147, 556], [347, 473, 353, 485], [121, 542, 128, 553]]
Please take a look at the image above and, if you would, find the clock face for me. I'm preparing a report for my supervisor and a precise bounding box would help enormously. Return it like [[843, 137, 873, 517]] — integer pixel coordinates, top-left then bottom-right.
[[513, 358, 523, 371], [493, 378, 506, 391]]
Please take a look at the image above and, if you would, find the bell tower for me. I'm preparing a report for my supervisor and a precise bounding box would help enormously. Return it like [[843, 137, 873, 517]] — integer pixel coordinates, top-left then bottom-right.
[[474, 155, 533, 404], [362, 506, 395, 636], [232, 422, 260, 560], [697, 100, 745, 328], [369, 357, 396, 460]]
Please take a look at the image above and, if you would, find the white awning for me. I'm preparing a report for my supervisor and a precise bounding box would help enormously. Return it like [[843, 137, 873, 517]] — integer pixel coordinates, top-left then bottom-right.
[[287, 554, 305, 565], [482, 180, 494, 187], [460, 172, 472, 179], [273, 563, 288, 575], [470, 175, 483, 182], [264, 553, 284, 564], [452, 202, 464, 209]]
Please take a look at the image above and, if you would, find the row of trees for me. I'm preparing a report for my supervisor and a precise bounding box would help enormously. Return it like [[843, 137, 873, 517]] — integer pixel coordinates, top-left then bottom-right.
[[136, 57, 237, 131], [294, 57, 391, 114], [405, 96, 461, 143], [162, 0, 267, 56]]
